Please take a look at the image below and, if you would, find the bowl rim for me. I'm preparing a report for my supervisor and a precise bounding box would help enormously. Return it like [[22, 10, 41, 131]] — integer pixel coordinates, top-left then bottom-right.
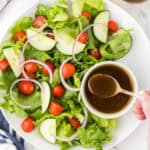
[[80, 61, 138, 119]]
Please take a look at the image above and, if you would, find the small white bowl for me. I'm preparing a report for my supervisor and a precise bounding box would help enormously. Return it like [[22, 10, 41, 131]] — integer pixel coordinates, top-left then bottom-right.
[[80, 61, 138, 119]]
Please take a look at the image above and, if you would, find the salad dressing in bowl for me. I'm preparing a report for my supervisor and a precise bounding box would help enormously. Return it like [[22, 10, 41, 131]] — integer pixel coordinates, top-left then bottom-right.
[[81, 62, 138, 118], [86, 64, 134, 114]]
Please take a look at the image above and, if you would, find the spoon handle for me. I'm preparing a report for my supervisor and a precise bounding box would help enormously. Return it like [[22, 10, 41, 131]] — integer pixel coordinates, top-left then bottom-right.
[[120, 89, 138, 98]]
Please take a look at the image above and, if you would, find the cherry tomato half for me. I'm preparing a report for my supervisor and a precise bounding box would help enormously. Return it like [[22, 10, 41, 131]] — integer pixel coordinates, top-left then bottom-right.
[[21, 117, 34, 133], [53, 85, 65, 98], [108, 20, 119, 32], [24, 62, 38, 74], [0, 59, 9, 71], [88, 49, 101, 59], [68, 117, 80, 129], [77, 32, 89, 43], [13, 31, 26, 42], [49, 101, 64, 116], [81, 11, 92, 21], [18, 81, 35, 95], [42, 61, 55, 75], [62, 63, 76, 79], [33, 16, 47, 28]]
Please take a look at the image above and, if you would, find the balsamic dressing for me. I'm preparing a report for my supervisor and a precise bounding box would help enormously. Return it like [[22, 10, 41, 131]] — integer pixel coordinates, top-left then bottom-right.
[[88, 74, 118, 98], [85, 64, 134, 114]]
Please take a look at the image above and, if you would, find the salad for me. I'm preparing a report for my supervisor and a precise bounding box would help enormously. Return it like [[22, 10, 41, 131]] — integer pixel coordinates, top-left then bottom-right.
[[0, 0, 132, 149]]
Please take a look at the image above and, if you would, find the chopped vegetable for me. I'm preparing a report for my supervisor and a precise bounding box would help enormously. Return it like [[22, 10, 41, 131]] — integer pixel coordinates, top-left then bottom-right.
[[88, 49, 101, 59], [18, 81, 35, 95], [10, 78, 42, 110], [68, 117, 80, 129], [42, 61, 55, 75], [62, 63, 76, 79], [49, 101, 64, 115], [93, 11, 110, 43], [72, 0, 84, 17], [54, 28, 86, 55], [60, 58, 80, 92], [18, 59, 53, 83], [77, 123, 111, 150], [21, 117, 34, 133], [48, 33, 55, 39], [101, 29, 132, 60], [108, 20, 119, 32], [77, 32, 89, 43], [40, 119, 56, 143], [41, 82, 51, 113], [26, 29, 56, 51], [3, 47, 22, 77], [53, 84, 65, 98], [33, 16, 47, 28], [13, 31, 27, 42], [24, 62, 38, 74], [0, 59, 9, 71], [35, 0, 69, 29], [81, 11, 92, 21], [85, 0, 105, 12], [9, 17, 33, 35]]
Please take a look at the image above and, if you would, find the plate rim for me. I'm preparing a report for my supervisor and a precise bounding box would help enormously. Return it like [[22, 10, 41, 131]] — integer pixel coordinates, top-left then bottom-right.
[[0, 0, 149, 149]]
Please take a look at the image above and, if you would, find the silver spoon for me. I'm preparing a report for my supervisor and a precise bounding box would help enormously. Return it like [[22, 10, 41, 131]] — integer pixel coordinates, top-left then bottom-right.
[[88, 73, 138, 98]]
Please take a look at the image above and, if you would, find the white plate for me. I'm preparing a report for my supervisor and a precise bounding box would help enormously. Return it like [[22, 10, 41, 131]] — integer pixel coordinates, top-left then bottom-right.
[[1, 0, 150, 150]]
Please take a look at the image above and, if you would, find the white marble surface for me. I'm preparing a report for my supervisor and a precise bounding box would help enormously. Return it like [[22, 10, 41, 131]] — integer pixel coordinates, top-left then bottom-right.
[[0, 0, 150, 150]]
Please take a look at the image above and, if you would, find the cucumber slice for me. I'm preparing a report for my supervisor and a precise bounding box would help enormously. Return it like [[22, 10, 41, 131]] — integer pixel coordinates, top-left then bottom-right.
[[54, 29, 85, 55], [40, 119, 56, 144], [72, 0, 84, 17], [93, 11, 110, 43], [41, 82, 51, 113], [3, 47, 22, 77], [26, 29, 56, 51]]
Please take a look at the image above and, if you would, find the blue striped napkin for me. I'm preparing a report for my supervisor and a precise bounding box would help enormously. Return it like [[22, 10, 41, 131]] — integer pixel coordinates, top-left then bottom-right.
[[0, 111, 25, 150]]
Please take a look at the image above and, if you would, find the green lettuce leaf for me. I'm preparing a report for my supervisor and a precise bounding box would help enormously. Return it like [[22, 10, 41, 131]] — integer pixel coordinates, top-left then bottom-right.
[[90, 113, 117, 130], [52, 68, 61, 87], [0, 50, 5, 60], [101, 29, 132, 60], [57, 121, 73, 137], [36, 0, 69, 29], [72, 0, 104, 17], [11, 88, 41, 110], [85, 0, 105, 11], [0, 68, 16, 97], [48, 48, 67, 66], [77, 16, 89, 31], [9, 17, 33, 35], [1, 40, 24, 52], [77, 123, 111, 150], [24, 44, 51, 61], [0, 98, 27, 117], [73, 73, 81, 88], [34, 113, 53, 126]]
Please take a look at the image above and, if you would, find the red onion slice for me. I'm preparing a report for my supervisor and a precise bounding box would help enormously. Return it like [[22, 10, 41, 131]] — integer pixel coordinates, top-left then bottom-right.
[[17, 59, 53, 84], [59, 57, 80, 92], [10, 78, 43, 109]]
